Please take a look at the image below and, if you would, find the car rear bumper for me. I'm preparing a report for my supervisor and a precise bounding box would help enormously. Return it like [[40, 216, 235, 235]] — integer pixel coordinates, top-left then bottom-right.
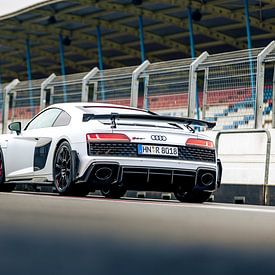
[[77, 160, 218, 193]]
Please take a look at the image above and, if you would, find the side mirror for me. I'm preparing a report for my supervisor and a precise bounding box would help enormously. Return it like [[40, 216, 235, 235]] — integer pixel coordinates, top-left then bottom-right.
[[8, 122, 21, 135]]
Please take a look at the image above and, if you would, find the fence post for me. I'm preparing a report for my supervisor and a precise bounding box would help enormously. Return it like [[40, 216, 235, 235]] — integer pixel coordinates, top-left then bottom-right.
[[272, 64, 275, 128], [130, 60, 150, 108], [25, 38, 35, 116], [244, 0, 256, 113], [188, 51, 209, 118], [256, 41, 275, 128], [93, 81, 99, 102], [2, 79, 19, 134], [40, 73, 56, 111], [202, 67, 209, 120], [81, 67, 99, 102]]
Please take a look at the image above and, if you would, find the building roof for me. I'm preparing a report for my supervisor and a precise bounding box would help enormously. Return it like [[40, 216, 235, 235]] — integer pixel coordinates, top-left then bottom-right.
[[0, 0, 275, 82]]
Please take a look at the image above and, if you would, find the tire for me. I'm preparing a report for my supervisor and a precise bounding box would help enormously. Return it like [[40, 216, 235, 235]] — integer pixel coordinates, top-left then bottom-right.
[[53, 141, 75, 195], [174, 186, 212, 203], [72, 183, 90, 197], [0, 148, 15, 192], [53, 141, 90, 197], [101, 185, 127, 199]]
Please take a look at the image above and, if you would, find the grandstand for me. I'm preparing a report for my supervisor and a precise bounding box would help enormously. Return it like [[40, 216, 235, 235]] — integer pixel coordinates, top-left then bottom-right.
[[1, 0, 275, 132]]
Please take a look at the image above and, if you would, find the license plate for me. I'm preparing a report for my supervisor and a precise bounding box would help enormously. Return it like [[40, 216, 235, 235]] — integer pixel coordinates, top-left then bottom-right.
[[138, 144, 178, 157]]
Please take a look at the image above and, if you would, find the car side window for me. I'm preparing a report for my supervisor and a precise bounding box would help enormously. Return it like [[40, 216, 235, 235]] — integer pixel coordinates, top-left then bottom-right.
[[53, 111, 71, 127], [26, 108, 62, 130]]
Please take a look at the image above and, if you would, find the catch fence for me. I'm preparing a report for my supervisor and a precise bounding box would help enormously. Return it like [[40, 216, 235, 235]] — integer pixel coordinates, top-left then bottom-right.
[[2, 41, 275, 133]]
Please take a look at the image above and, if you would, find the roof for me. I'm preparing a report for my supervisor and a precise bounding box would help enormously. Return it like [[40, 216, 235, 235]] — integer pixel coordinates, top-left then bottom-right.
[[50, 101, 150, 115], [50, 101, 144, 108], [0, 1, 62, 19], [0, 0, 275, 82]]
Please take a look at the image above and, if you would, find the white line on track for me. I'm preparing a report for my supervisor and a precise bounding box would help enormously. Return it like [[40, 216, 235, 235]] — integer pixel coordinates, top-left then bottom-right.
[[3, 191, 275, 214]]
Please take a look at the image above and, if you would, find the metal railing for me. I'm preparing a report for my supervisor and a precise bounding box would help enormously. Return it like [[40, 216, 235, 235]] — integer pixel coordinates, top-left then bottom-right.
[[2, 41, 275, 133], [200, 48, 261, 130], [88, 65, 138, 106]]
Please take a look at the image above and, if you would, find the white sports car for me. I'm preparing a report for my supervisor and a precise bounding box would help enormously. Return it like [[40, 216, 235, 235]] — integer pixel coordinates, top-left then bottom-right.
[[0, 102, 221, 202]]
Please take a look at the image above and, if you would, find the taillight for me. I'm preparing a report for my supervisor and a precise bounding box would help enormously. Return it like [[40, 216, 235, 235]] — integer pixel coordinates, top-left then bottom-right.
[[86, 133, 130, 142], [186, 138, 214, 149]]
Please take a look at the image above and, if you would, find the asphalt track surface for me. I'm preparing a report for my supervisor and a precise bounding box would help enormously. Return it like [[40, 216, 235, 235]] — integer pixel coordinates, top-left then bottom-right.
[[1, 192, 275, 275]]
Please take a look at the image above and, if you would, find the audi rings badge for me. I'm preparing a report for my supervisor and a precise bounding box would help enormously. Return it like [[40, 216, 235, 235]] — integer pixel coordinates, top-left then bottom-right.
[[151, 135, 167, 141]]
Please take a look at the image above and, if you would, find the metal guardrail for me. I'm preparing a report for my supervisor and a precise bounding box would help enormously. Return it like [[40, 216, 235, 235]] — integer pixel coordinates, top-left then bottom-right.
[[2, 41, 275, 134], [215, 129, 271, 205], [139, 57, 193, 115]]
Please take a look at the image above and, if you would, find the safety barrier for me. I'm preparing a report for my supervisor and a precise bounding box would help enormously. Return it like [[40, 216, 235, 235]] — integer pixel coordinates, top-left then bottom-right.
[[215, 129, 272, 205], [2, 41, 275, 133]]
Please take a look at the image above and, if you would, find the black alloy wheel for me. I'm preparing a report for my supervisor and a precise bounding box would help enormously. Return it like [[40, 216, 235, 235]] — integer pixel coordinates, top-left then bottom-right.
[[174, 184, 211, 203], [72, 183, 91, 197], [101, 184, 127, 199], [53, 141, 90, 196], [53, 141, 74, 195], [0, 148, 15, 192]]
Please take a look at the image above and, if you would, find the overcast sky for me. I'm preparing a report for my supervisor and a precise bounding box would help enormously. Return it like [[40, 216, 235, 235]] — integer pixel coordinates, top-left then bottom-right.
[[0, 0, 51, 17]]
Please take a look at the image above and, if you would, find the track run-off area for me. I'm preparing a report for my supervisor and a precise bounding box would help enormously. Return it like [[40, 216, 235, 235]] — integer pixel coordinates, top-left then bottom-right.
[[1, 191, 275, 275]]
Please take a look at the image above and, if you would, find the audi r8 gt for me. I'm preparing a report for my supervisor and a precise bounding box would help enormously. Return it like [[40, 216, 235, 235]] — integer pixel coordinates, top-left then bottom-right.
[[0, 103, 221, 202]]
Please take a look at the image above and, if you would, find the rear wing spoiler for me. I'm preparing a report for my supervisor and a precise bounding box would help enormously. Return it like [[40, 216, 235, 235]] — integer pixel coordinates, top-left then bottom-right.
[[82, 113, 216, 129]]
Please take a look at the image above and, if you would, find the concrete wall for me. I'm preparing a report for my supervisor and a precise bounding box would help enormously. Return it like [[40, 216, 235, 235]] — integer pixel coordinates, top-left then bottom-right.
[[205, 129, 275, 205]]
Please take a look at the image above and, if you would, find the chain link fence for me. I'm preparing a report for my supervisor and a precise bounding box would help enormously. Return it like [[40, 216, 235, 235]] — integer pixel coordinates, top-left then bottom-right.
[[0, 83, 7, 132], [2, 41, 275, 134], [47, 72, 88, 105], [3, 79, 45, 132], [199, 48, 262, 131], [140, 59, 193, 117], [89, 66, 138, 106]]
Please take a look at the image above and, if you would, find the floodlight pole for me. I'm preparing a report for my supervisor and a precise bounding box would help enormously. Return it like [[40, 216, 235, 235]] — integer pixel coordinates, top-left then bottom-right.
[[96, 25, 104, 71], [138, 16, 149, 110], [138, 15, 145, 63], [187, 6, 199, 119], [244, 0, 256, 113], [187, 7, 196, 59], [25, 38, 34, 116], [96, 25, 105, 101], [58, 33, 67, 102]]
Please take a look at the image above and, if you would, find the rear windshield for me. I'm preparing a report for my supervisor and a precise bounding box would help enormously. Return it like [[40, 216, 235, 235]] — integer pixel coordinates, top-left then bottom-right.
[[81, 105, 152, 115], [80, 106, 187, 131]]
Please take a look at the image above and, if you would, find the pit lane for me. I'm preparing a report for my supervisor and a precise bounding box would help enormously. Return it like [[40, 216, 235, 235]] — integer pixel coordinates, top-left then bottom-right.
[[1, 191, 275, 275]]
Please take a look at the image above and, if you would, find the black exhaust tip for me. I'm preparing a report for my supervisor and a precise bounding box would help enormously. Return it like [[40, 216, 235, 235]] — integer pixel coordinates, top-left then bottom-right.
[[90, 163, 120, 187], [95, 167, 113, 181], [196, 169, 216, 190], [201, 173, 215, 187]]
